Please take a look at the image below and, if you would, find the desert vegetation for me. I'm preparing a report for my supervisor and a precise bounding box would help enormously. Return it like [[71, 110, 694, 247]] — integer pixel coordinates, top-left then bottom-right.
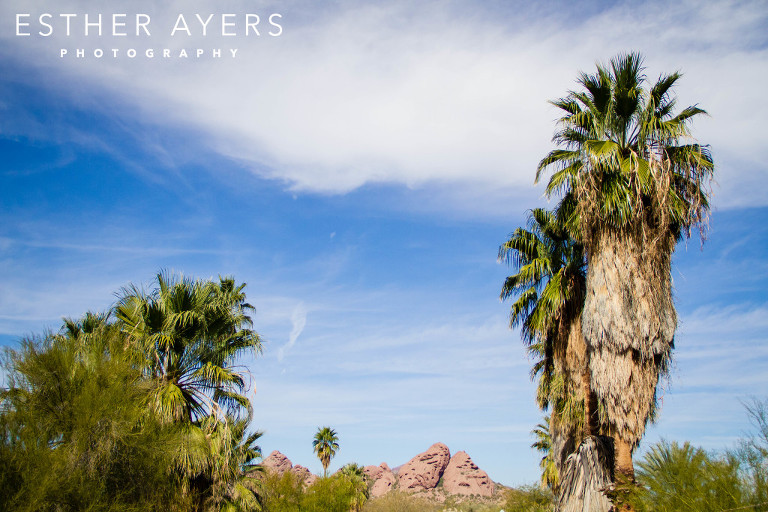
[[0, 272, 263, 511]]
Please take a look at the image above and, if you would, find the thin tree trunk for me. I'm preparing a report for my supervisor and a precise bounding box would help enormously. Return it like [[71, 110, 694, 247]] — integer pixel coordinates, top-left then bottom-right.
[[614, 436, 634, 481]]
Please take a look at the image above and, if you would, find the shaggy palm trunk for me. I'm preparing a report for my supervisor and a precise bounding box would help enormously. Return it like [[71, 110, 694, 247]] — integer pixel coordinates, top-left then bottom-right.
[[582, 230, 675, 480], [550, 414, 578, 491], [558, 436, 614, 512]]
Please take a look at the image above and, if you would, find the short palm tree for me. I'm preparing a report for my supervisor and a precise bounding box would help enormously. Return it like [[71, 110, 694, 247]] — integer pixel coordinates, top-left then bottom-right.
[[312, 427, 339, 477], [200, 412, 264, 512], [340, 463, 369, 511], [535, 52, 714, 479]]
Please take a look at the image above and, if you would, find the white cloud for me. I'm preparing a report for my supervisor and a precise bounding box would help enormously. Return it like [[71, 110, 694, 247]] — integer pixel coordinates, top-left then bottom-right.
[[1, 0, 764, 211], [277, 301, 307, 362]]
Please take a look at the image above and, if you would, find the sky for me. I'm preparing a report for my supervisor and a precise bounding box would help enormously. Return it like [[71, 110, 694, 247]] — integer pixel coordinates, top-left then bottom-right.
[[0, 0, 767, 487]]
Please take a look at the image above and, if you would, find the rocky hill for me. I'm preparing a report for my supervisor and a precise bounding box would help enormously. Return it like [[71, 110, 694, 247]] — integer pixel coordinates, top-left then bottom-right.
[[261, 442, 497, 500]]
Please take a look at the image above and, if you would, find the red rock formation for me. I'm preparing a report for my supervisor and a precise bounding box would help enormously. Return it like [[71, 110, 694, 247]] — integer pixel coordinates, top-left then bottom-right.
[[442, 451, 495, 497], [261, 450, 292, 473], [397, 442, 451, 492], [260, 451, 317, 487], [364, 463, 397, 497]]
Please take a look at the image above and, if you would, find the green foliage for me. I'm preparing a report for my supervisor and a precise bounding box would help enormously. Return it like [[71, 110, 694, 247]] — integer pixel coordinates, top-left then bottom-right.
[[258, 472, 368, 512], [530, 418, 558, 491], [733, 398, 768, 509], [0, 321, 184, 511], [0, 272, 265, 512], [301, 474, 360, 512], [626, 439, 756, 512], [257, 471, 305, 512], [501, 485, 554, 512], [340, 463, 371, 511]]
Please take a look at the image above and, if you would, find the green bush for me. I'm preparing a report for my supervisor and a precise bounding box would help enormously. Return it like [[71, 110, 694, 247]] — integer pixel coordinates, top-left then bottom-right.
[[258, 471, 305, 512], [0, 328, 185, 512], [501, 485, 554, 512], [629, 440, 751, 512], [302, 475, 360, 512]]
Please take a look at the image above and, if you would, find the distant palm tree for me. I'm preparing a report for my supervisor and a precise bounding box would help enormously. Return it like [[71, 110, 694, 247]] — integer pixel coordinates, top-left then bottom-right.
[[313, 427, 339, 477], [535, 52, 714, 480]]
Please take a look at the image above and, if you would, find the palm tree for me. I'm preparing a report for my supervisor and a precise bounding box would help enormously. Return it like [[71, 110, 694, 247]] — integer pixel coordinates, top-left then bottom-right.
[[535, 52, 714, 480], [340, 463, 369, 511], [115, 272, 263, 509], [200, 412, 264, 512], [312, 427, 339, 477], [499, 205, 596, 481], [115, 271, 262, 423]]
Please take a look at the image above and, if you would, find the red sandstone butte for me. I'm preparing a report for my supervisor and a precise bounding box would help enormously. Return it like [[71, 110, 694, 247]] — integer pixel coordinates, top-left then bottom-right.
[[364, 463, 397, 497], [291, 464, 318, 487], [260, 451, 317, 487], [397, 442, 451, 492], [442, 451, 495, 497], [261, 450, 292, 473]]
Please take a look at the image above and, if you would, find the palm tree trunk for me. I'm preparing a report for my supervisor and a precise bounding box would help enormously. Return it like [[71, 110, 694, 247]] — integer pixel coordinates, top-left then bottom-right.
[[558, 435, 614, 512], [614, 436, 634, 481]]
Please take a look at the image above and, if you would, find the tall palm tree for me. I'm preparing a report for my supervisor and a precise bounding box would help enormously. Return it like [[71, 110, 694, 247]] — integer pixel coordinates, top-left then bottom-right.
[[312, 427, 339, 477], [115, 272, 262, 423], [500, 205, 597, 481], [536, 52, 714, 479]]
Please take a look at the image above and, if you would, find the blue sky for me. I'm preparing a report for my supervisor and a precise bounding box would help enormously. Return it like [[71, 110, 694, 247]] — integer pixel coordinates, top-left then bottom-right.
[[1, 0, 767, 486]]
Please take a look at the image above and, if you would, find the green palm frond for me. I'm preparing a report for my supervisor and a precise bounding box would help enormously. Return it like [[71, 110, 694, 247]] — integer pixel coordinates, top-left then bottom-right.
[[537, 52, 713, 246]]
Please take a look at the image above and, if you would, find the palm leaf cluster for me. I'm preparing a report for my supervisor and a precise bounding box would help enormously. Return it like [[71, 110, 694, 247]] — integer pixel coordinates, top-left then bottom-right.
[[116, 271, 261, 424]]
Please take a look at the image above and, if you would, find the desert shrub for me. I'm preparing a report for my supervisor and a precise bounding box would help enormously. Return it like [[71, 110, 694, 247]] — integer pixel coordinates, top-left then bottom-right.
[[0, 330, 184, 512], [362, 491, 442, 512], [302, 474, 360, 512], [501, 485, 554, 512], [732, 398, 768, 510], [258, 471, 305, 512], [629, 440, 747, 512], [442, 497, 503, 512]]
